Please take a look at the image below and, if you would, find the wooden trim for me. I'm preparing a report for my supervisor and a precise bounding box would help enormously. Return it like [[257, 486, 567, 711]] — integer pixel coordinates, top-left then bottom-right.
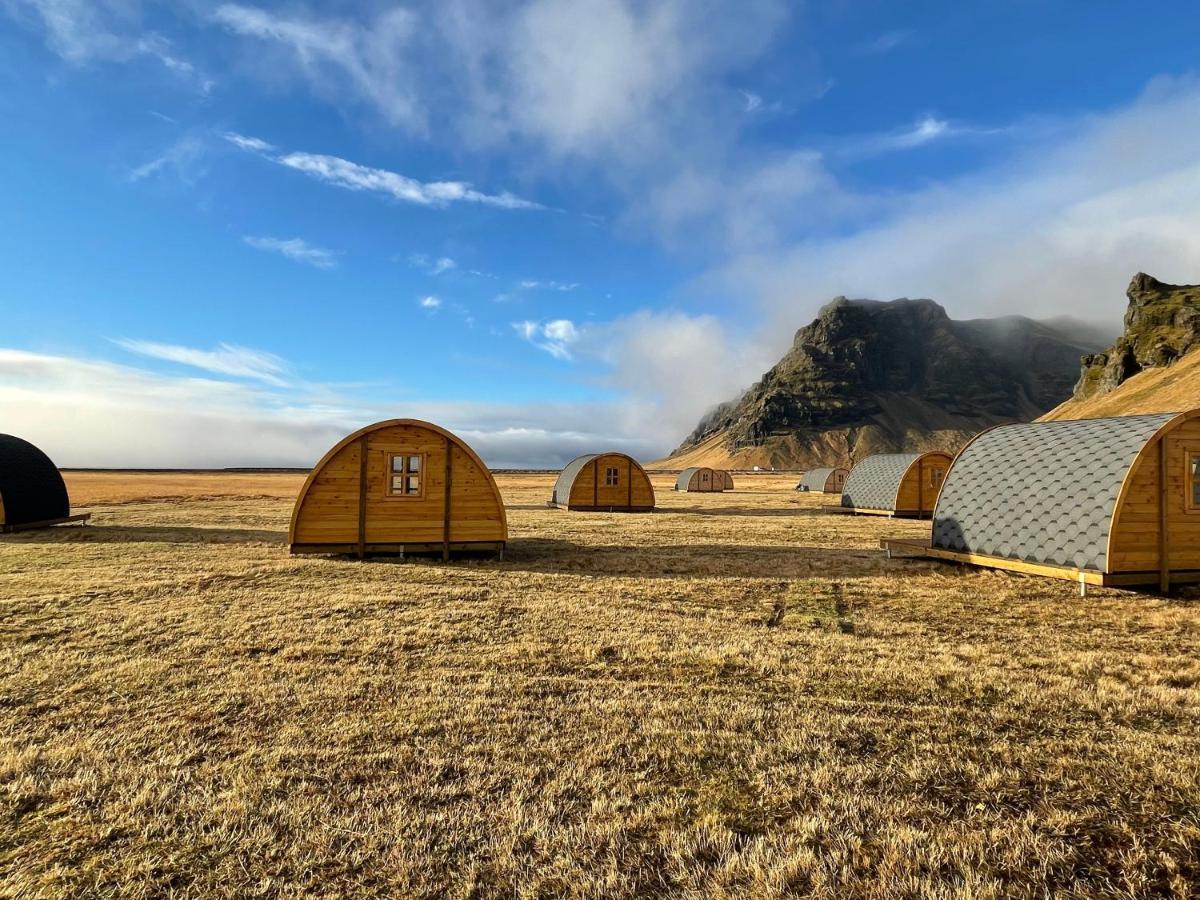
[[384, 452, 427, 500], [879, 537, 1200, 591], [825, 505, 931, 519], [627, 458, 633, 506], [1159, 437, 1170, 592], [291, 540, 505, 557], [916, 458, 924, 515], [1105, 410, 1195, 571], [442, 437, 453, 562], [356, 434, 368, 560], [1, 512, 90, 533], [1184, 447, 1200, 514], [593, 459, 598, 506]]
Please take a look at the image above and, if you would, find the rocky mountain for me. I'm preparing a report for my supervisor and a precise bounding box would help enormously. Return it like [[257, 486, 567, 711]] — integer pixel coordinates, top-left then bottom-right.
[[663, 296, 1105, 470], [1068, 273, 1200, 403], [1045, 273, 1200, 421]]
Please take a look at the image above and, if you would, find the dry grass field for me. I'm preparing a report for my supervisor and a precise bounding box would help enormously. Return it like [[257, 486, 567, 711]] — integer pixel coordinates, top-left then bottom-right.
[[3, 472, 1200, 897]]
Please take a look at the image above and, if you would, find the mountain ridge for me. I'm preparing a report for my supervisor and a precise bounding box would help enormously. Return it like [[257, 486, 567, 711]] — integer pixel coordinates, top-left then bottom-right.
[[659, 295, 1105, 469]]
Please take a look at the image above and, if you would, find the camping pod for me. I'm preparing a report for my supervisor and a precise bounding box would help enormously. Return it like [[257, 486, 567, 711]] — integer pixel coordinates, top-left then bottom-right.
[[0, 434, 87, 532], [716, 470, 735, 490], [883, 412, 1200, 593], [289, 419, 507, 558], [838, 451, 952, 518], [674, 467, 730, 492], [796, 467, 849, 493], [550, 453, 655, 511]]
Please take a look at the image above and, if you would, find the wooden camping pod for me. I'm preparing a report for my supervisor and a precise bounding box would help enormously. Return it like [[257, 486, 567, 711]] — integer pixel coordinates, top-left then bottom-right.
[[674, 466, 731, 492], [835, 451, 953, 518], [289, 419, 507, 558], [550, 452, 655, 511], [796, 467, 849, 493], [0, 434, 88, 532], [881, 410, 1200, 592]]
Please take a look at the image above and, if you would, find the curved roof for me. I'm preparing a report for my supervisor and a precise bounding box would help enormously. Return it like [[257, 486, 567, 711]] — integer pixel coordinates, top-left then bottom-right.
[[552, 454, 600, 505], [674, 467, 701, 491], [289, 419, 507, 541], [841, 453, 922, 510], [799, 467, 836, 491], [933, 412, 1181, 572], [0, 434, 70, 526]]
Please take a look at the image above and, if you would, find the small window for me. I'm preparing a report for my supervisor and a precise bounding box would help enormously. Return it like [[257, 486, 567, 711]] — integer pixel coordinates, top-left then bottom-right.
[[387, 453, 424, 497], [929, 467, 945, 488], [605, 466, 620, 486]]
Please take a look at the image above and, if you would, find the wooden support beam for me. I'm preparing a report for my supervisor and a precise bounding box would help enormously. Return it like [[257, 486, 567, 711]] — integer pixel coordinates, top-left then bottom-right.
[[356, 434, 368, 560], [1158, 437, 1170, 594], [443, 438, 453, 562]]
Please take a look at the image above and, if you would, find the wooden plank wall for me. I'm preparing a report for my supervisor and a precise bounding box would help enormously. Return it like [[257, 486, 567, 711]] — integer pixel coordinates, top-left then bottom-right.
[[566, 454, 655, 509], [895, 452, 952, 513], [292, 423, 506, 546], [1109, 418, 1200, 573]]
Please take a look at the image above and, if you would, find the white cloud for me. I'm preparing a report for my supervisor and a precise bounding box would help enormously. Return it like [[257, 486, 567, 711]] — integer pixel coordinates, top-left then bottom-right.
[[2, 0, 210, 88], [113, 338, 291, 386], [223, 132, 275, 153], [513, 318, 580, 359], [275, 151, 542, 210], [410, 254, 457, 275], [224, 131, 541, 210], [127, 135, 205, 183], [519, 279, 579, 291], [214, 3, 424, 130], [709, 76, 1200, 336], [0, 347, 662, 468], [419, 295, 442, 309], [855, 29, 915, 56], [243, 236, 338, 269]]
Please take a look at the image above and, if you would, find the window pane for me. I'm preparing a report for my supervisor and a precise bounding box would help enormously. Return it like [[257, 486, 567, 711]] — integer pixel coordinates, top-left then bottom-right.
[[407, 476, 420, 494], [1193, 456, 1200, 506], [392, 456, 405, 473], [391, 475, 405, 492], [408, 455, 421, 473]]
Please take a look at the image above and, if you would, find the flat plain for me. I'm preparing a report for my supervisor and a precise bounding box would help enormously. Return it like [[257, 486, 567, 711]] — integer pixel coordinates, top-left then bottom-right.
[[3, 472, 1199, 897]]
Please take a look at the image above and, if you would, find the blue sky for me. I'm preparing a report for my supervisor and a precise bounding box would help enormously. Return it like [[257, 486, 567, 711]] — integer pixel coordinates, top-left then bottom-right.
[[3, 1, 1200, 467]]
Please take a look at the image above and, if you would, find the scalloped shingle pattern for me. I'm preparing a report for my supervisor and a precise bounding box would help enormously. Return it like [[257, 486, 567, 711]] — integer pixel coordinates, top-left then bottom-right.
[[798, 468, 835, 492], [932, 413, 1177, 572], [841, 454, 920, 511]]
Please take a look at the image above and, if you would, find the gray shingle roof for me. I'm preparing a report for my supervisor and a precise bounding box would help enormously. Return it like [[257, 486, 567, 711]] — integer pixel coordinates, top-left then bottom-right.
[[552, 454, 599, 505], [932, 413, 1178, 572], [675, 467, 701, 491], [798, 467, 834, 492], [841, 454, 921, 510]]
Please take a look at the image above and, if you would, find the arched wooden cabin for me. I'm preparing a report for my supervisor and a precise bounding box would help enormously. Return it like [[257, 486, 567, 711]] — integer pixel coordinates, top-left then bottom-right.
[[716, 470, 735, 490], [0, 434, 88, 532], [796, 467, 849, 493], [289, 420, 507, 558], [883, 412, 1200, 592], [550, 453, 655, 511], [837, 451, 952, 518], [674, 467, 730, 492]]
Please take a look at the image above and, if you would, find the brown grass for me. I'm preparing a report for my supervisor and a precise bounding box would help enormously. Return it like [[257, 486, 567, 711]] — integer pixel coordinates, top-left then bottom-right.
[[3, 473, 1200, 897], [1043, 346, 1200, 421]]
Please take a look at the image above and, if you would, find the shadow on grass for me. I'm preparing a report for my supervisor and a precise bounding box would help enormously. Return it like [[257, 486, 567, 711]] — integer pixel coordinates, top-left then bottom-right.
[[0, 525, 286, 545], [495, 538, 929, 579]]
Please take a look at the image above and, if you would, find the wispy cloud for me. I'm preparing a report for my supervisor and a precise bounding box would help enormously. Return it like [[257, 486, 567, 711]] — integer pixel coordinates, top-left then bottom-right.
[[513, 318, 580, 360], [243, 236, 338, 269], [224, 132, 275, 153], [410, 254, 457, 275], [519, 279, 580, 292], [223, 132, 542, 210], [113, 339, 291, 386], [855, 29, 915, 56], [3, 1, 211, 89], [127, 136, 205, 183], [419, 295, 441, 310], [840, 114, 1006, 160]]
